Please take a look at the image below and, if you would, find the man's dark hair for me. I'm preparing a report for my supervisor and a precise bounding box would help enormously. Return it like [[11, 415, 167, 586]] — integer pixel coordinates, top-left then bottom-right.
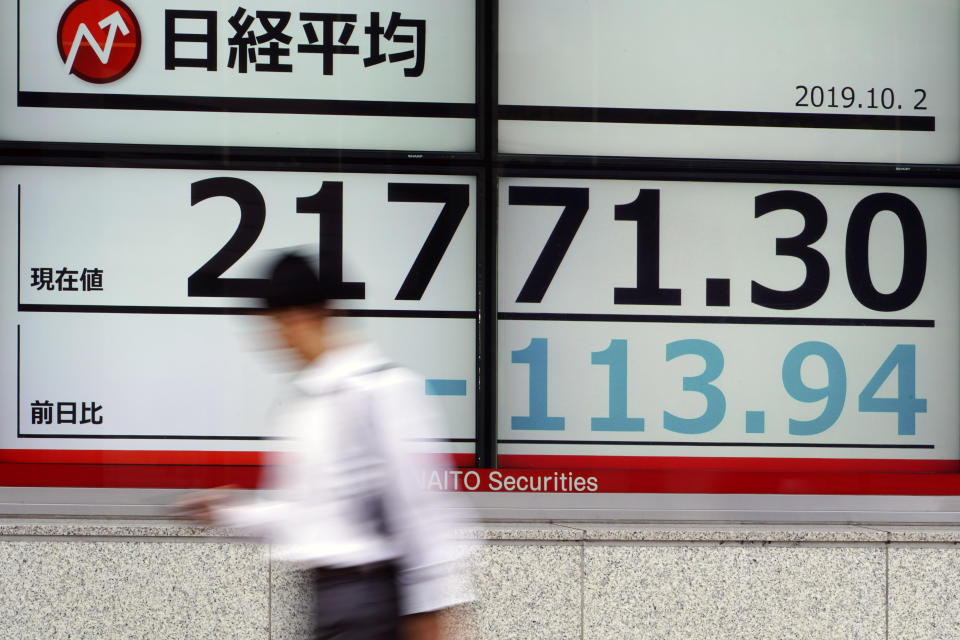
[[263, 252, 330, 310]]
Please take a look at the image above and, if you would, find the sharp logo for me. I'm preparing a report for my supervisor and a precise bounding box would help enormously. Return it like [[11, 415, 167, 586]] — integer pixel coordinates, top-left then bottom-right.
[[57, 0, 141, 84]]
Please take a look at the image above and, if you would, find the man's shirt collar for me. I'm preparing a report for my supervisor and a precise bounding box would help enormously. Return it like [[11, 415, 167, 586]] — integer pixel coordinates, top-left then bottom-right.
[[293, 342, 388, 395]]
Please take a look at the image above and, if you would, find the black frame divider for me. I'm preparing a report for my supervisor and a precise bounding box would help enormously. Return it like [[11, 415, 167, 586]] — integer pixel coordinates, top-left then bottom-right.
[[475, 0, 498, 468]]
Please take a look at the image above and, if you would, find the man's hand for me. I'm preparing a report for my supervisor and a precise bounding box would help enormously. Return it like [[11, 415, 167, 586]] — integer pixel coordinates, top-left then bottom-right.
[[170, 485, 237, 524], [402, 610, 445, 640]]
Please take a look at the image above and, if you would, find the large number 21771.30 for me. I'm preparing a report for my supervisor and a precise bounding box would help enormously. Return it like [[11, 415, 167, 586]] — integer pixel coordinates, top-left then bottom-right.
[[511, 338, 926, 436]]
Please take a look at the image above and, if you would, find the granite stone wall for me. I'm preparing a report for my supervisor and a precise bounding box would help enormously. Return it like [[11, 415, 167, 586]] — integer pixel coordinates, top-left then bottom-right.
[[1, 519, 959, 639]]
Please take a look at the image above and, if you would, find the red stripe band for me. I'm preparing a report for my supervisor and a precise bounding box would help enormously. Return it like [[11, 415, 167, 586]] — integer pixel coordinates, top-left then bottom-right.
[[2, 450, 958, 495]]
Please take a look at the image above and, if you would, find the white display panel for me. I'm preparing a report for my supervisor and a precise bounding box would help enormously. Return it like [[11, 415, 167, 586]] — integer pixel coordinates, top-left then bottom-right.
[[2, 166, 477, 452], [499, 0, 960, 164], [498, 177, 960, 461], [3, 0, 476, 151]]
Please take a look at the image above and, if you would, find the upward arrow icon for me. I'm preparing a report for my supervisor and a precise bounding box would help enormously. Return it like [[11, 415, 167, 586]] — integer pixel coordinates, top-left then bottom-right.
[[64, 11, 130, 75]]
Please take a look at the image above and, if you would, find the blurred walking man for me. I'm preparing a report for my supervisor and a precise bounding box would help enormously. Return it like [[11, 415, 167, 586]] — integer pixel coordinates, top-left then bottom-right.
[[180, 252, 469, 640]]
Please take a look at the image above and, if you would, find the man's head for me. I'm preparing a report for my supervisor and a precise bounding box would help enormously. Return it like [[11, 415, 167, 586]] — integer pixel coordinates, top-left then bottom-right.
[[262, 253, 331, 363]]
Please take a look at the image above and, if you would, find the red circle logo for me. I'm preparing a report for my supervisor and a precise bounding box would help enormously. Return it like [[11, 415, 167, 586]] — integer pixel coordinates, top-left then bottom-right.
[[57, 0, 141, 84]]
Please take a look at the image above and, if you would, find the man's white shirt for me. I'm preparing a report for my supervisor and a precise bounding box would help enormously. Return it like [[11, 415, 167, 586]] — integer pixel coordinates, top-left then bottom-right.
[[215, 341, 471, 614]]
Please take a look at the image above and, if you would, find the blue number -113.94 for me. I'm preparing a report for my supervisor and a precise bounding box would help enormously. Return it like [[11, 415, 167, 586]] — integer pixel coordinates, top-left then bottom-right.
[[510, 339, 927, 435]]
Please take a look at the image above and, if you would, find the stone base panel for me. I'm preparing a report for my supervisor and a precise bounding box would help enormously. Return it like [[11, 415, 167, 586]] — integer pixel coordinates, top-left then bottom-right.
[[2, 520, 959, 639]]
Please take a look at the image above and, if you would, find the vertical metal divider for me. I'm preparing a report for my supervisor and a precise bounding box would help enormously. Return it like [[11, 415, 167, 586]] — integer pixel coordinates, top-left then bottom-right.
[[474, 0, 498, 468]]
